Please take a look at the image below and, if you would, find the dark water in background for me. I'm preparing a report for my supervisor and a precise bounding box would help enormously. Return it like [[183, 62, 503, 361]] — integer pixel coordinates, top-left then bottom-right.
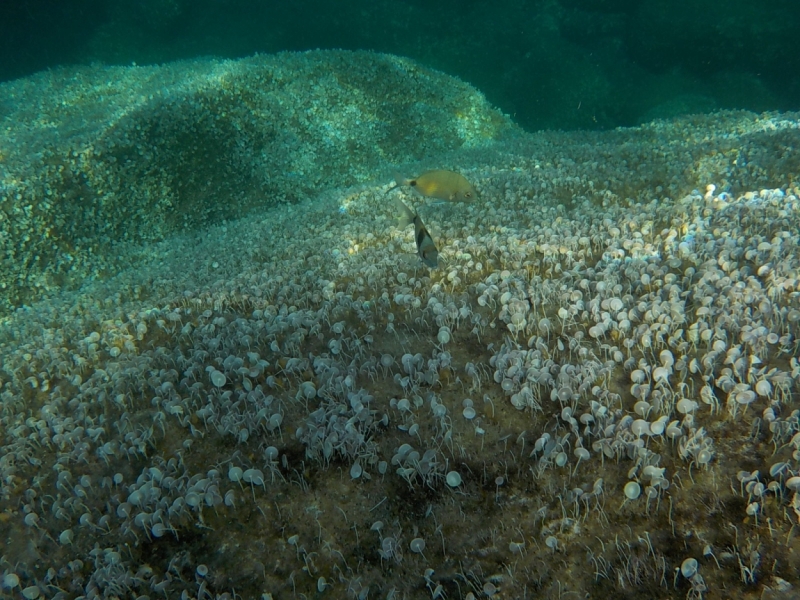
[[1, 0, 799, 132]]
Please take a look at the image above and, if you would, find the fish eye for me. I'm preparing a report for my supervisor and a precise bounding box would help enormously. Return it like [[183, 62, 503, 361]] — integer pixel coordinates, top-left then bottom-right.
[[465, 192, 472, 198]]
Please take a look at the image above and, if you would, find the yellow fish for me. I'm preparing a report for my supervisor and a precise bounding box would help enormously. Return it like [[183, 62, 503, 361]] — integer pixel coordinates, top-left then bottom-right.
[[390, 169, 477, 202]]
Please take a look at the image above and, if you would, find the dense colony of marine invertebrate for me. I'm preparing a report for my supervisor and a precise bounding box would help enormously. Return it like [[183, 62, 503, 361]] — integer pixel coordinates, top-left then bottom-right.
[[2, 52, 800, 599]]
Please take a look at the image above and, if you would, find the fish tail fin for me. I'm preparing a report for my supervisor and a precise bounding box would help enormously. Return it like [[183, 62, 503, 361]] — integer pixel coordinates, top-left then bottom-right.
[[384, 172, 408, 195], [393, 171, 410, 187], [393, 197, 415, 228]]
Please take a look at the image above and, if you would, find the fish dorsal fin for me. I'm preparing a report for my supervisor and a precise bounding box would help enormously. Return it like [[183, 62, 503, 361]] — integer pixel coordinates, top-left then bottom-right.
[[393, 197, 416, 228]]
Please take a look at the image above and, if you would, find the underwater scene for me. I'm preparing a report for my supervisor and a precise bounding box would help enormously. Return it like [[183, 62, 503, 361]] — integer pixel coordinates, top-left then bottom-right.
[[2, 2, 800, 600]]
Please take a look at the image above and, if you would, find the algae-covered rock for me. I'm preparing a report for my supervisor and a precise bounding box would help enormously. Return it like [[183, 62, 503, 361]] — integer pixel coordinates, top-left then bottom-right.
[[0, 49, 517, 313]]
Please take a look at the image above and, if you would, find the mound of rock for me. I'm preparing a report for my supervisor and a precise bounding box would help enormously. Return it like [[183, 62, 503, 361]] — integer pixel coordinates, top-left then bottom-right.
[[0, 50, 516, 313]]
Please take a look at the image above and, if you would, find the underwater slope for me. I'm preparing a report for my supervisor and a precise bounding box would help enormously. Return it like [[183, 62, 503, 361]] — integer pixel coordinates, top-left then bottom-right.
[[0, 50, 516, 314], [1, 105, 800, 598]]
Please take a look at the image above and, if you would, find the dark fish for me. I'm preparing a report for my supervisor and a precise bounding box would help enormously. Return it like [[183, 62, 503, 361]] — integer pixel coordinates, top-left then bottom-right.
[[394, 198, 438, 268]]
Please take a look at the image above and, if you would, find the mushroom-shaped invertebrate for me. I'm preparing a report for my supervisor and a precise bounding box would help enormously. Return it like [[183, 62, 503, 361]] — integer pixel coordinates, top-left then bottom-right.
[[446, 471, 462, 488]]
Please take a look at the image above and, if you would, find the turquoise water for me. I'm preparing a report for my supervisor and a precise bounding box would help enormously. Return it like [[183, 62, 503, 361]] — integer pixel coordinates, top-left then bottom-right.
[[2, 0, 799, 132]]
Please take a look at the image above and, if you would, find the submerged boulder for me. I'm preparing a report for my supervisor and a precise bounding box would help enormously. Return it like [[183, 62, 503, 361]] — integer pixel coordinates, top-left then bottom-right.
[[0, 50, 516, 312]]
